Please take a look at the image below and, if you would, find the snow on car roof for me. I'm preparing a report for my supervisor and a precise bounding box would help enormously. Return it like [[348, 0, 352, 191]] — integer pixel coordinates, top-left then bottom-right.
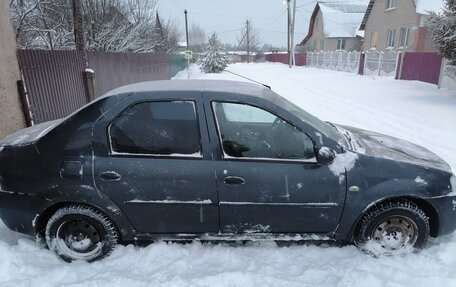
[[415, 0, 445, 14], [104, 79, 271, 98], [318, 0, 369, 38]]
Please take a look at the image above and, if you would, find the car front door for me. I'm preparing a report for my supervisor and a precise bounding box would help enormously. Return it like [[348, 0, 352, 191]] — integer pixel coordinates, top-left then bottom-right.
[[92, 91, 219, 234], [204, 93, 346, 234]]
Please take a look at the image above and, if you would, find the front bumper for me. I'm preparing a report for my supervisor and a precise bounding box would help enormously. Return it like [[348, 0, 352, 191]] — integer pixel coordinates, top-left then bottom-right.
[[427, 195, 456, 236]]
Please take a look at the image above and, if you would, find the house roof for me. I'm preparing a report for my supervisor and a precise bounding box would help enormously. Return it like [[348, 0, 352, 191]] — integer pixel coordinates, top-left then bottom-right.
[[360, 0, 445, 30], [300, 0, 369, 46]]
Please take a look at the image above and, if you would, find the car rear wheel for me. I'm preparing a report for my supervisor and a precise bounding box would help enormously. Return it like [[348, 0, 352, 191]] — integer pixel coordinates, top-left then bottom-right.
[[45, 205, 118, 262], [355, 200, 429, 256]]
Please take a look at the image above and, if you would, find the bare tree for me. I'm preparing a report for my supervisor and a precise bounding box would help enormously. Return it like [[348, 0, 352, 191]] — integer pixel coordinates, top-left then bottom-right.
[[9, 0, 181, 53], [236, 20, 261, 63], [188, 23, 205, 53]]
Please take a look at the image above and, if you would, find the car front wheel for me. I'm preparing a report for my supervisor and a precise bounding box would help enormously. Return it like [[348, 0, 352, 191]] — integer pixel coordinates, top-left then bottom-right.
[[45, 205, 119, 262], [355, 200, 430, 255]]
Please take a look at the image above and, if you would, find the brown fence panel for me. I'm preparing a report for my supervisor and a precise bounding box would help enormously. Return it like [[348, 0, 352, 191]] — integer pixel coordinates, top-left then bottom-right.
[[400, 52, 442, 85], [88, 52, 170, 97], [17, 49, 88, 124]]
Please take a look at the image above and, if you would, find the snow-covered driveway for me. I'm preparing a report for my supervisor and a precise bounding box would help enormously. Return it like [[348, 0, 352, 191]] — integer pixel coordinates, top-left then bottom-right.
[[1, 63, 456, 286]]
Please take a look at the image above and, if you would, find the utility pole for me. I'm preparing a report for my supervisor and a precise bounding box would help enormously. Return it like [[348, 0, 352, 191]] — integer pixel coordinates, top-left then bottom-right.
[[184, 9, 189, 50], [286, 0, 292, 68], [291, 0, 296, 66], [72, 0, 87, 67], [246, 20, 250, 63]]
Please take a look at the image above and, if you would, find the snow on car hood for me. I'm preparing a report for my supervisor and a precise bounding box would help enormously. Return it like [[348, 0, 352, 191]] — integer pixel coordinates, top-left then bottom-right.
[[337, 125, 451, 172], [0, 119, 63, 148]]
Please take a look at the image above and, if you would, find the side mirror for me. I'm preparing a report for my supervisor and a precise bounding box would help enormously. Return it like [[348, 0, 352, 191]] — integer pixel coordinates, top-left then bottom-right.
[[316, 147, 335, 165]]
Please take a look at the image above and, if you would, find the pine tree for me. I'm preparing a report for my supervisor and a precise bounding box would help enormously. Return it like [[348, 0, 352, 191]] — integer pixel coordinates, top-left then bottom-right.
[[428, 0, 456, 64], [199, 32, 229, 73]]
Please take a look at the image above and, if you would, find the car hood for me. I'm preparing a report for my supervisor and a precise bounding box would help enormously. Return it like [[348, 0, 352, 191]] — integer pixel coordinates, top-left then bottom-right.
[[335, 125, 451, 172]]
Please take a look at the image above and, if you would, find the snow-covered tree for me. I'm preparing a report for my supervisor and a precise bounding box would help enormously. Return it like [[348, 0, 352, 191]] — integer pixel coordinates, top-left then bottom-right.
[[9, 0, 181, 52], [199, 32, 229, 73], [428, 0, 456, 64]]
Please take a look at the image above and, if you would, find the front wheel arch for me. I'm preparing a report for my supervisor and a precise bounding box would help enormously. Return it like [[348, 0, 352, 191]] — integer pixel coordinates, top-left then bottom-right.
[[349, 196, 439, 242]]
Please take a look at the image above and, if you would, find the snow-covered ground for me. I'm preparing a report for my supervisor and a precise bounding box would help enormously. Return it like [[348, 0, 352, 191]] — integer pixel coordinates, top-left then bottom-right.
[[1, 63, 456, 286]]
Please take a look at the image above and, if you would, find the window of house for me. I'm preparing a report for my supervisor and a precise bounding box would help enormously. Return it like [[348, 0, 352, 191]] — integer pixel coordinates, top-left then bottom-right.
[[320, 40, 325, 50], [399, 27, 410, 48], [370, 32, 378, 49], [110, 101, 201, 156], [387, 29, 396, 48], [336, 39, 346, 50], [386, 0, 396, 10], [212, 102, 315, 161]]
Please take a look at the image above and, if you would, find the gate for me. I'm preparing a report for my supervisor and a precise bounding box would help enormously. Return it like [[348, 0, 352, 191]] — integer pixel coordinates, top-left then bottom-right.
[[17, 50, 88, 124]]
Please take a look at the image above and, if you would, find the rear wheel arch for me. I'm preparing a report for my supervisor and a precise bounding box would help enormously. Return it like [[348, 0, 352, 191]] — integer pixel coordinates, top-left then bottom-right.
[[35, 201, 126, 242]]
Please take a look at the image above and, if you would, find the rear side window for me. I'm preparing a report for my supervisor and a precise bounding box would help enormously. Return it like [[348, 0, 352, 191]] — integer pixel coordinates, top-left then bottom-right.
[[110, 101, 201, 156]]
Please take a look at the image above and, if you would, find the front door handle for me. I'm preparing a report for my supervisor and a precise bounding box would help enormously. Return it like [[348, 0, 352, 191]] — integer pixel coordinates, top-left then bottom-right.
[[100, 171, 122, 181], [224, 176, 246, 185]]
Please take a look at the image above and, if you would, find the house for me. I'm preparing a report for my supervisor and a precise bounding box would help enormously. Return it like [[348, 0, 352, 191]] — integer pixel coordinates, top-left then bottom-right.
[[299, 0, 370, 51], [360, 0, 445, 52]]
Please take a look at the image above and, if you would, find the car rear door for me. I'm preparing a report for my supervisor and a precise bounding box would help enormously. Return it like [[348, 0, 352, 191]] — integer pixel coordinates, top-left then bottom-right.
[[203, 92, 346, 234], [92, 91, 219, 234]]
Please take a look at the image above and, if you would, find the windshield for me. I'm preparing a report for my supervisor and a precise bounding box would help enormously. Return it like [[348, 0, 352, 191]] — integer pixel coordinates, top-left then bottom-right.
[[267, 90, 348, 147]]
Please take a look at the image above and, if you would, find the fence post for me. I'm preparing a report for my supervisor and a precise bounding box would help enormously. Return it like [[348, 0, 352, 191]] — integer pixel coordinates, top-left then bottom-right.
[[378, 52, 383, 76], [83, 69, 96, 101], [395, 52, 403, 80], [363, 51, 368, 75], [438, 58, 446, 89]]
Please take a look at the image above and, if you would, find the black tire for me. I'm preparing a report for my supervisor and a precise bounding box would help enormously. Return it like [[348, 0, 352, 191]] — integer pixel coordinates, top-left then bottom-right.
[[45, 205, 119, 262], [354, 200, 430, 255]]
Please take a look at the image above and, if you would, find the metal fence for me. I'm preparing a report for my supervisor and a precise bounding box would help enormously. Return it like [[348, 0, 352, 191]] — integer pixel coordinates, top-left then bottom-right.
[[17, 49, 88, 125], [307, 51, 361, 73], [88, 52, 170, 97], [17, 50, 186, 124]]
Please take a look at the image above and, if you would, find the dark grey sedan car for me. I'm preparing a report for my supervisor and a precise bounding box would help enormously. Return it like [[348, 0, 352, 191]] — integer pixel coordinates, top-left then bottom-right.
[[0, 80, 455, 262]]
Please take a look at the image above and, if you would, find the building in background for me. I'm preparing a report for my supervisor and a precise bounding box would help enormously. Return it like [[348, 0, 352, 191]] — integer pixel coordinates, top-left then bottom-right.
[[0, 1, 26, 138], [360, 0, 444, 52], [299, 0, 369, 52]]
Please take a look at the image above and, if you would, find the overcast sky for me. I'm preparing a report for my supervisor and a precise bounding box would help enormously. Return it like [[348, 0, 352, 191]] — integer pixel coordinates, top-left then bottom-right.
[[157, 0, 317, 49]]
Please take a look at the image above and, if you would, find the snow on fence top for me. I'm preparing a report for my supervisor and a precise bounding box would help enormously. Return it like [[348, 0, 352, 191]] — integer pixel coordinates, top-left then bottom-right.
[[415, 0, 445, 14], [318, 1, 369, 38]]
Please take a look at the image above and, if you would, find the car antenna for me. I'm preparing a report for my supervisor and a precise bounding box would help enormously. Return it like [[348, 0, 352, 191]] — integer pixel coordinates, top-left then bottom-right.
[[224, 69, 271, 90]]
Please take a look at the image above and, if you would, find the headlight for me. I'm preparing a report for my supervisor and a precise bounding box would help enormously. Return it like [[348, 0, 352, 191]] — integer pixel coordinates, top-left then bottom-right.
[[451, 175, 456, 194]]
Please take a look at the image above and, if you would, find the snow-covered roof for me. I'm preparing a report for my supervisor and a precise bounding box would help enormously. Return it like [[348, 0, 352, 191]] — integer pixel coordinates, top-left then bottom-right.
[[319, 1, 369, 38], [415, 0, 445, 14]]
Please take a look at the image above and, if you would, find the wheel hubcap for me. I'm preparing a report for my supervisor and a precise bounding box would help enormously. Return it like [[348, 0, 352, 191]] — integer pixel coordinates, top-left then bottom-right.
[[56, 219, 103, 259], [371, 215, 418, 251]]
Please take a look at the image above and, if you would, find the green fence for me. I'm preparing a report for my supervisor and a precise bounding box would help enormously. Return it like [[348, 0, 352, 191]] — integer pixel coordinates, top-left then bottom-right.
[[169, 53, 188, 78]]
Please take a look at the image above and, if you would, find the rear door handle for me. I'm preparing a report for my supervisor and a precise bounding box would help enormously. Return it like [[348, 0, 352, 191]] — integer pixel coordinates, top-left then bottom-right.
[[100, 171, 122, 181], [224, 176, 246, 185]]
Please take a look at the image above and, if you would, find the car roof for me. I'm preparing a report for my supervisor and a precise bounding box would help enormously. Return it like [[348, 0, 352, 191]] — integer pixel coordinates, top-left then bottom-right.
[[104, 79, 272, 99]]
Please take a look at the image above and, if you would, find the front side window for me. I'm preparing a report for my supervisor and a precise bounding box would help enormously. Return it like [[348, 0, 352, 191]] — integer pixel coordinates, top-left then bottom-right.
[[110, 101, 201, 156], [213, 102, 315, 161]]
